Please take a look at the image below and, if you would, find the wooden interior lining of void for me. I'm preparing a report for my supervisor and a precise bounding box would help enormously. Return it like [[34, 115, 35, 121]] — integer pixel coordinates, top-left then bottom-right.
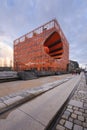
[[55, 57, 61, 59], [50, 50, 63, 56], [49, 42, 63, 52], [49, 47, 63, 53], [50, 52, 63, 57], [48, 39, 61, 48], [53, 55, 62, 59], [44, 31, 61, 47], [43, 31, 64, 59]]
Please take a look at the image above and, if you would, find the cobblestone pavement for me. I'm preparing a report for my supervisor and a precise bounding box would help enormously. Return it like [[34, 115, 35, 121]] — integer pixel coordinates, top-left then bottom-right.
[[55, 74, 87, 130]]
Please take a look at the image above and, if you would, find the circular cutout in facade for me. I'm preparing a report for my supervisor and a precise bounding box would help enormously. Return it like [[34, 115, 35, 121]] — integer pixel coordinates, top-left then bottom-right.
[[44, 31, 63, 59]]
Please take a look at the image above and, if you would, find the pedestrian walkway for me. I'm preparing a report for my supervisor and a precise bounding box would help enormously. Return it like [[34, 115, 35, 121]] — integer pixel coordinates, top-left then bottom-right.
[[0, 76, 71, 114], [0, 74, 81, 130], [0, 74, 72, 97], [55, 74, 87, 130]]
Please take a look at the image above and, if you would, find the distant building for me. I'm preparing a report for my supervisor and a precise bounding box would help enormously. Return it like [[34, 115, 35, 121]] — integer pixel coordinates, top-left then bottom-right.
[[68, 60, 79, 72]]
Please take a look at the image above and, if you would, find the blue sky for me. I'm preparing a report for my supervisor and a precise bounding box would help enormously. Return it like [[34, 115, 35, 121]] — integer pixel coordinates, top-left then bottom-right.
[[0, 0, 87, 67]]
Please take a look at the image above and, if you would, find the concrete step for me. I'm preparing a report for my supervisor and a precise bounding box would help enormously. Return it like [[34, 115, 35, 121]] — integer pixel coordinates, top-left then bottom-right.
[[0, 71, 18, 83]]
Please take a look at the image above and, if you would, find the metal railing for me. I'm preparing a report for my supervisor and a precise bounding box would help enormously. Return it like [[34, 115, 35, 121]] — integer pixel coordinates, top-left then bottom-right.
[[14, 19, 58, 45]]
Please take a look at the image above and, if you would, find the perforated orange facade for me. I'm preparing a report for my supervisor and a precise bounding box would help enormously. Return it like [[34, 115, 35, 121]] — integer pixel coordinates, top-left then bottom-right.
[[14, 19, 69, 72]]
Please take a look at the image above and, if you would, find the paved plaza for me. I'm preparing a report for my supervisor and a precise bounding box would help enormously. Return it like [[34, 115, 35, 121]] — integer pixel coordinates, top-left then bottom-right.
[[0, 73, 86, 130], [0, 74, 81, 130]]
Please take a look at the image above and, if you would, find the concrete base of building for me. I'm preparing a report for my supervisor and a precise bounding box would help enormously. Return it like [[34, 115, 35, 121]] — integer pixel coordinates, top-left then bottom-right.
[[17, 70, 65, 80]]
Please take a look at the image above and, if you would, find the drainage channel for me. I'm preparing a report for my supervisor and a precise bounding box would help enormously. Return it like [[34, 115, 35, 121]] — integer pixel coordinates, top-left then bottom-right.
[[45, 76, 81, 130]]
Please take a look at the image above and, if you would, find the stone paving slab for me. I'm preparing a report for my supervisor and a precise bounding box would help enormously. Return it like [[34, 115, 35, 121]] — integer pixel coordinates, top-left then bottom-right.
[[0, 103, 7, 110], [4, 96, 24, 106], [0, 109, 45, 130], [69, 100, 83, 108]]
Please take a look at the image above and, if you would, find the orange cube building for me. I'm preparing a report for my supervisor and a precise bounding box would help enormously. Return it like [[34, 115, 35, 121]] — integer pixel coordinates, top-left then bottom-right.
[[14, 19, 69, 72]]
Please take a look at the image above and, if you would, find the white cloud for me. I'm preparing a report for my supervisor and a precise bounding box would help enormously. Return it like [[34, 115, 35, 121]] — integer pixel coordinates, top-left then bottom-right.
[[0, 42, 13, 67]]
